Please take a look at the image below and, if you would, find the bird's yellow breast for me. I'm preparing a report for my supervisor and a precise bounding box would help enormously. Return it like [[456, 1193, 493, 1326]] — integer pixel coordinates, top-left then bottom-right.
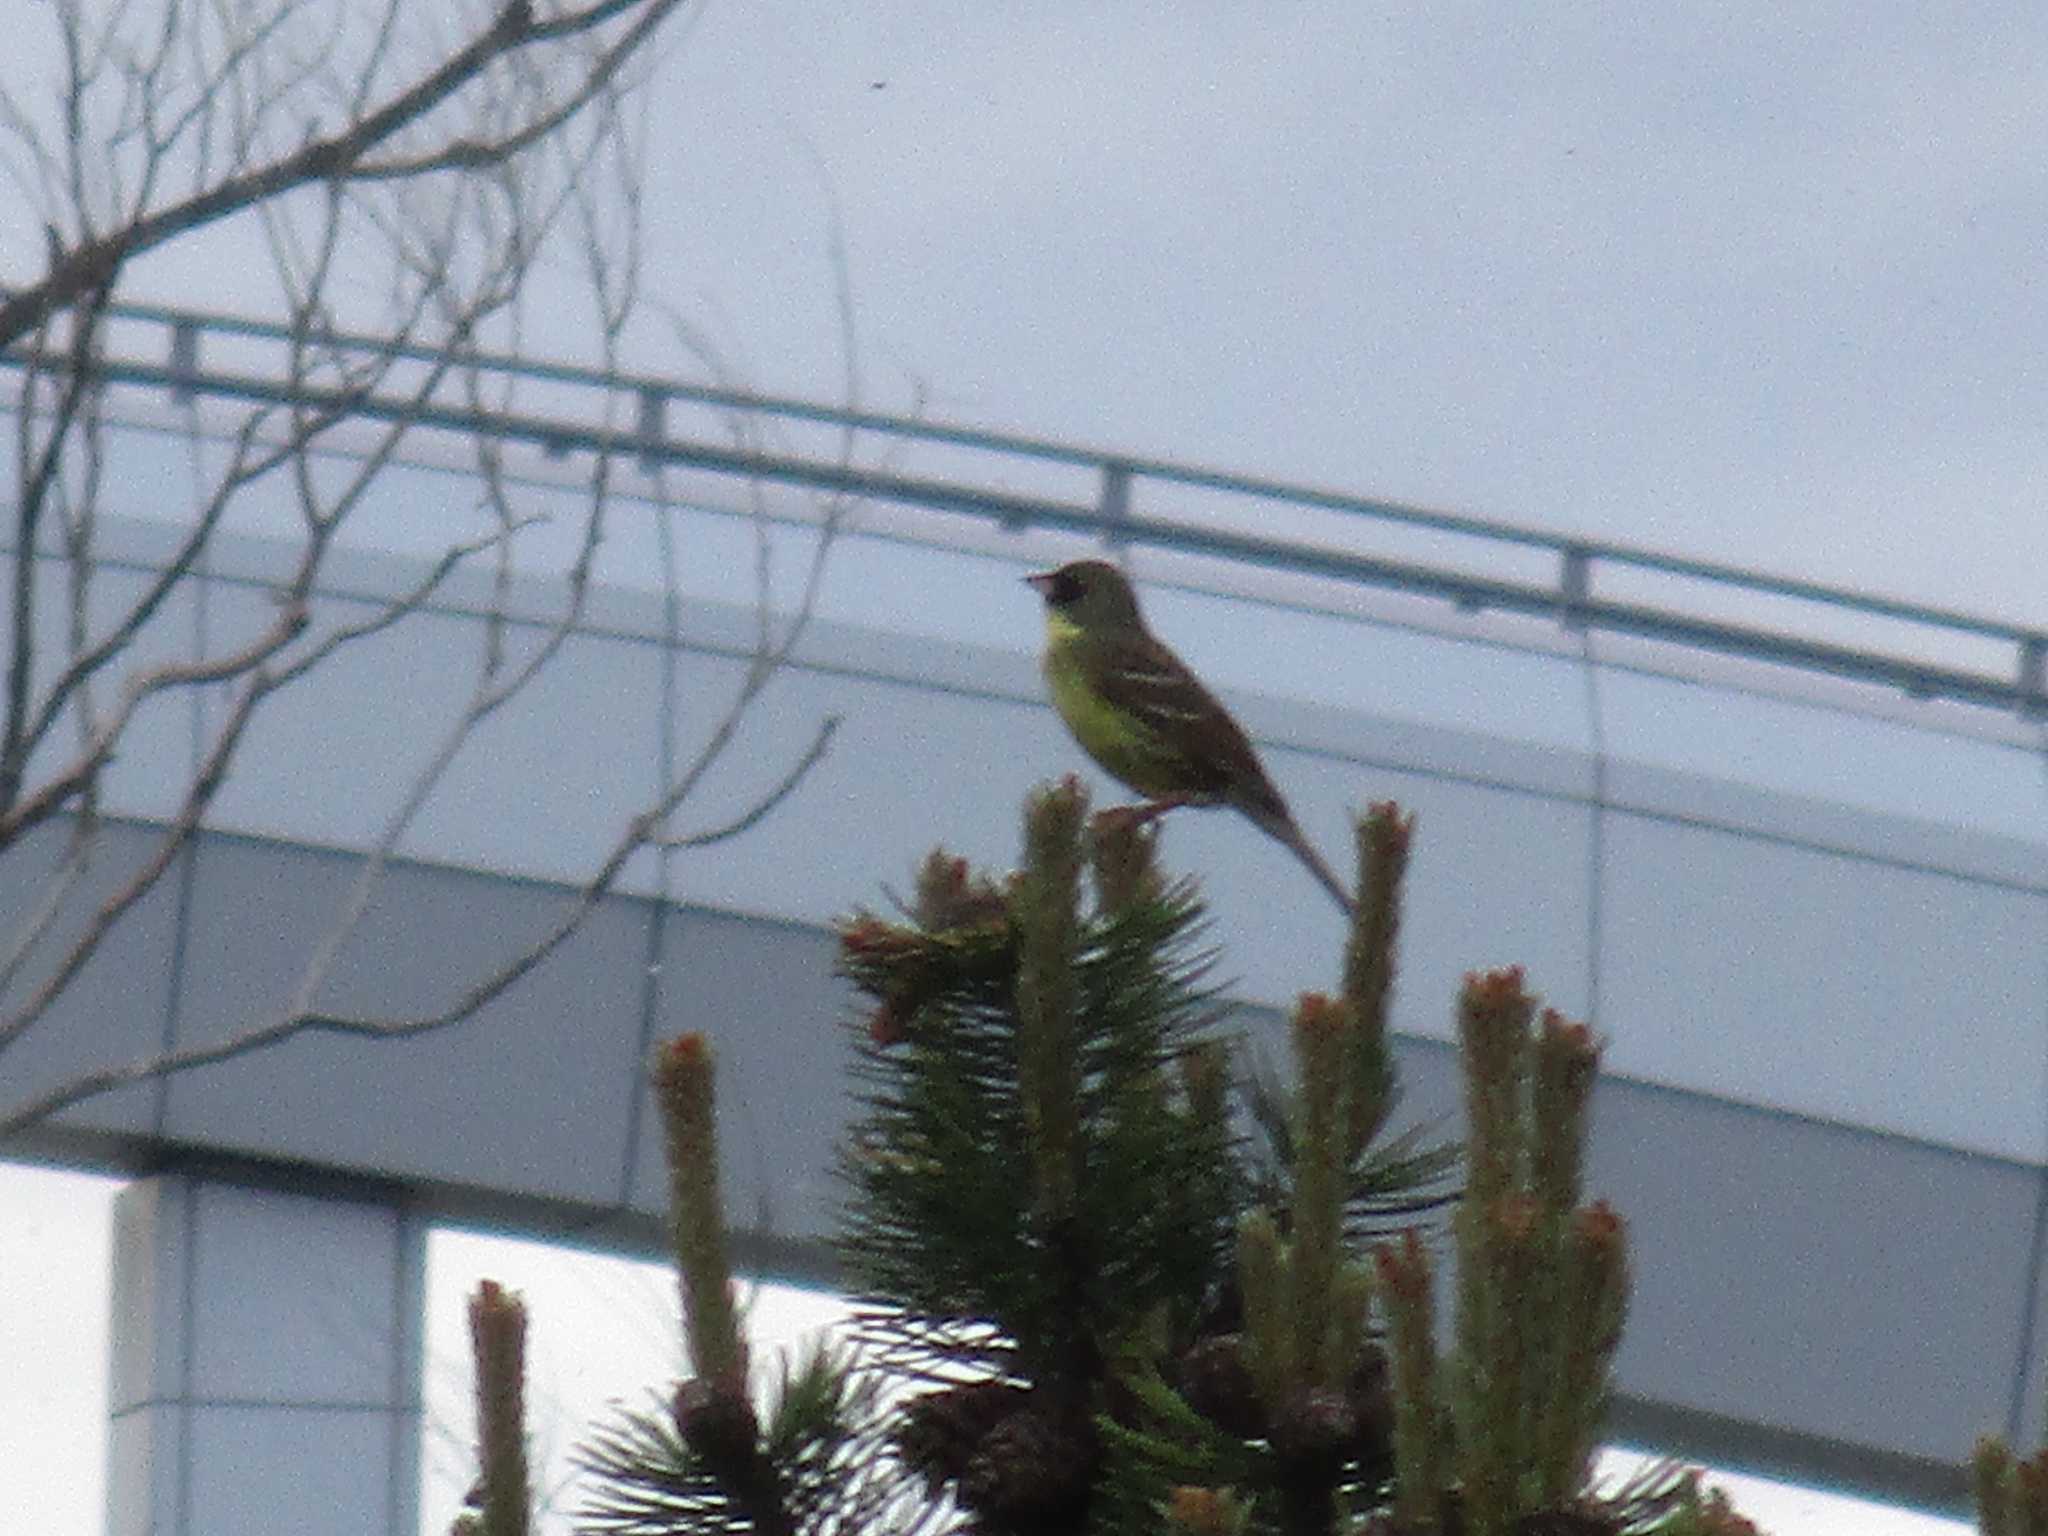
[[1040, 612, 1179, 795]]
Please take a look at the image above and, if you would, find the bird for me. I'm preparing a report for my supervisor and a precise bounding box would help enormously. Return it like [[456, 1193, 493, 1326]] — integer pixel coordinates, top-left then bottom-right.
[[1024, 558, 1354, 914]]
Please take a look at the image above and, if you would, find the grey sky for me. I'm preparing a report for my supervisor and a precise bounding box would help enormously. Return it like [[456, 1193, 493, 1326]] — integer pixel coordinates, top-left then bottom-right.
[[12, 4, 2045, 619], [556, 1, 2048, 632]]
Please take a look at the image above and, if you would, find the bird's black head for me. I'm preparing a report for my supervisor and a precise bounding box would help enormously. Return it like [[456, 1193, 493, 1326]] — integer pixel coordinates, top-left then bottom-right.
[[1023, 560, 1141, 626]]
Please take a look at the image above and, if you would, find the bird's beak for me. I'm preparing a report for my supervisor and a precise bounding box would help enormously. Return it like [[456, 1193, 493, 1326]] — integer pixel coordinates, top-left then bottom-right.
[[1024, 570, 1057, 597]]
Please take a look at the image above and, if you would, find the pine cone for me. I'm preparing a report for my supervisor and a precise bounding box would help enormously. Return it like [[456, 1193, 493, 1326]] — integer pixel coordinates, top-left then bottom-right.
[[958, 1404, 1096, 1528], [673, 1376, 762, 1480], [894, 1380, 1032, 1492], [1269, 1385, 1358, 1479], [1178, 1333, 1266, 1440], [1349, 1342, 1396, 1486]]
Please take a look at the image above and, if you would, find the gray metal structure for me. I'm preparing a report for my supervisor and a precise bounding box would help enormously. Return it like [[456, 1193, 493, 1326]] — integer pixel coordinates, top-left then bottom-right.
[[6, 303, 2044, 1531]]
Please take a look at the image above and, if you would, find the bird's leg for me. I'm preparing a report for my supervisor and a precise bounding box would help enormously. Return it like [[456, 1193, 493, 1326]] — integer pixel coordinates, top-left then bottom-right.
[[1129, 793, 1196, 826], [1091, 795, 1195, 836]]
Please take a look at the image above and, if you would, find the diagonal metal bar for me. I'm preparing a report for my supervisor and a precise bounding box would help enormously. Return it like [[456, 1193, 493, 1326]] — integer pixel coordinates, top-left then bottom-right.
[[6, 301, 2045, 718]]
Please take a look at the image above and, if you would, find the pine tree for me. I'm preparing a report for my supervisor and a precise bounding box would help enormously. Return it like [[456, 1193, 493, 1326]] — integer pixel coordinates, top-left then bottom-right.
[[548, 778, 1763, 1535]]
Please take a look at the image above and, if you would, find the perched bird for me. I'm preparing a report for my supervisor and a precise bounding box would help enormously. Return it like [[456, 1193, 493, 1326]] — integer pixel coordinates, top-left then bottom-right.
[[1024, 559, 1354, 913]]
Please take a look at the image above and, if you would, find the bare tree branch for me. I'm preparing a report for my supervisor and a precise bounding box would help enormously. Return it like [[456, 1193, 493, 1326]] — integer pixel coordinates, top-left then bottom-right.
[[659, 714, 842, 850], [6, 399, 336, 805], [0, 611, 305, 1063], [3, 285, 115, 811], [0, 610, 843, 1141], [0, 0, 890, 1144], [0, 0, 686, 348]]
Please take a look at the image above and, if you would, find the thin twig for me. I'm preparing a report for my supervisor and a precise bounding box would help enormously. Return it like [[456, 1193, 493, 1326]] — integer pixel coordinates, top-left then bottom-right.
[[0, 0, 901, 1138], [0, 0, 686, 348], [659, 714, 842, 849]]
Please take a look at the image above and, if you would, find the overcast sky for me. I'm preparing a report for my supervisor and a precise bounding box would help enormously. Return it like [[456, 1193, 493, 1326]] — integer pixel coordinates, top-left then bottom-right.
[[612, 1, 2048, 625], [12, 2, 2044, 624]]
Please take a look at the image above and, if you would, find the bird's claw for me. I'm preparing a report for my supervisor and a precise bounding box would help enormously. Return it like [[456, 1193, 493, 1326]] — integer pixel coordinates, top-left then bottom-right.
[[1090, 805, 1145, 836], [1091, 799, 1186, 836]]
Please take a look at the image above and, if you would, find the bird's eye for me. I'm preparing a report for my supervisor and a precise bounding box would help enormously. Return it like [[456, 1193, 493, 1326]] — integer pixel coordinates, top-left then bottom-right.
[[1052, 572, 1083, 605]]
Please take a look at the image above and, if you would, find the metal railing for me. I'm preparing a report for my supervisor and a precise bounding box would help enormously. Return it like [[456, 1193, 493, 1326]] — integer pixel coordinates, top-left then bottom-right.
[[6, 297, 2045, 716]]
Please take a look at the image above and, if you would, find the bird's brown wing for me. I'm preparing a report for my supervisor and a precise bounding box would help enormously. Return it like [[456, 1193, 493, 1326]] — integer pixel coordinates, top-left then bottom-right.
[[1093, 629, 1353, 914], [1089, 629, 1292, 825]]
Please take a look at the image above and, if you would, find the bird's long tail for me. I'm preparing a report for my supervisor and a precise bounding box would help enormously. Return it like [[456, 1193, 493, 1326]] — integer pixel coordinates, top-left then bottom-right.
[[1259, 812, 1355, 915]]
